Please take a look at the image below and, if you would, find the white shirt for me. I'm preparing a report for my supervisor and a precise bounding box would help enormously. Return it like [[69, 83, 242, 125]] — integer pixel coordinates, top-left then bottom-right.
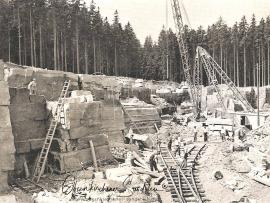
[[221, 128, 226, 134], [3, 68, 10, 81], [28, 81, 37, 90]]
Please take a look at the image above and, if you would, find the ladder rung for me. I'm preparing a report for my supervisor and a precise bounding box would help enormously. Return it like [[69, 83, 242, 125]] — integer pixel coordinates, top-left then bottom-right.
[[32, 81, 70, 183]]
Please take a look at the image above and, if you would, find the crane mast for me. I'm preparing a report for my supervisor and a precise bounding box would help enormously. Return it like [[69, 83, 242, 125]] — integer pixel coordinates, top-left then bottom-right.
[[170, 0, 197, 109]]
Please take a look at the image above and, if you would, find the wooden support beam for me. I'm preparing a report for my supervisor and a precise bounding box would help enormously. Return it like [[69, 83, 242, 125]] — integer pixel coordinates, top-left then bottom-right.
[[89, 140, 98, 172]]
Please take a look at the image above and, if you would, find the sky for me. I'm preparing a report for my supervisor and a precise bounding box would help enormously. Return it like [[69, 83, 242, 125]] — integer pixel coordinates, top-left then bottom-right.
[[86, 0, 270, 44]]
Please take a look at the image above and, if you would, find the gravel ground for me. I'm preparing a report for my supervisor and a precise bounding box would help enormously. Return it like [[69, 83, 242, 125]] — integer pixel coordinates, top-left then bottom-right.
[[199, 142, 270, 203]]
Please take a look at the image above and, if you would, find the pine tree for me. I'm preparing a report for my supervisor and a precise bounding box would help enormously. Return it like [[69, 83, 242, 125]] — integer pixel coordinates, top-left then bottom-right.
[[239, 16, 248, 87]]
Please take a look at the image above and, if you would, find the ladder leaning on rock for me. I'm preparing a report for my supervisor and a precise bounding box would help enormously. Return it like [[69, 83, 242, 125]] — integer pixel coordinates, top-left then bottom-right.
[[32, 80, 70, 183]]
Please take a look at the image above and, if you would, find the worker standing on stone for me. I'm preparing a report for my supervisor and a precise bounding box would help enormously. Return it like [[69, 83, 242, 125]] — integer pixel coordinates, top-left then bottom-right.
[[78, 75, 83, 90], [193, 126, 198, 142], [28, 78, 37, 95], [149, 151, 158, 171], [3, 64, 10, 82]]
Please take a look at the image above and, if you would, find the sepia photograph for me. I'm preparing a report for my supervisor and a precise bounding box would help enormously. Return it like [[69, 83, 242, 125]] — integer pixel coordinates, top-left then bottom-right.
[[0, 0, 270, 202]]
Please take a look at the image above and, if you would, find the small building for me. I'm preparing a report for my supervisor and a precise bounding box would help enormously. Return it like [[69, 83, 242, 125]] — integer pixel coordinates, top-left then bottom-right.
[[223, 111, 269, 130]]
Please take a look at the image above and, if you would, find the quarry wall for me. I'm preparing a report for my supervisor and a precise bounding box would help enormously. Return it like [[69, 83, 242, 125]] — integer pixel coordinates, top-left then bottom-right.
[[0, 60, 15, 192]]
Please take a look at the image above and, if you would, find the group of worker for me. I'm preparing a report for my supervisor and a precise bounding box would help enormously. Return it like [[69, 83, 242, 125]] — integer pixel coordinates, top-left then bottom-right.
[[193, 124, 235, 142], [193, 125, 209, 142]]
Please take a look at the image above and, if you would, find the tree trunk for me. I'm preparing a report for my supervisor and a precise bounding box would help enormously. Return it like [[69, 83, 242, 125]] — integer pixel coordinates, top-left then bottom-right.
[[93, 36, 96, 73], [114, 40, 117, 76], [8, 29, 10, 62], [18, 8, 21, 65], [64, 37, 67, 72], [76, 21, 79, 74], [39, 23, 43, 68], [53, 12, 57, 70], [57, 32, 60, 70], [106, 47, 109, 75], [267, 39, 270, 85], [33, 26, 37, 67], [72, 45, 75, 73], [262, 43, 265, 86], [61, 32, 64, 71], [244, 43, 246, 87], [259, 44, 261, 86], [30, 9, 33, 66], [233, 44, 236, 83], [98, 38, 101, 73], [220, 43, 223, 69], [236, 45, 239, 87], [253, 44, 256, 86], [56, 33, 58, 70], [84, 41, 88, 74], [23, 25, 27, 65]]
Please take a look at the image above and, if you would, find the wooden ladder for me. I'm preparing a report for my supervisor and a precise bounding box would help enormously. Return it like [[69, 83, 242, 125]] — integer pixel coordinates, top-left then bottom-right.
[[32, 80, 70, 183], [121, 105, 142, 134]]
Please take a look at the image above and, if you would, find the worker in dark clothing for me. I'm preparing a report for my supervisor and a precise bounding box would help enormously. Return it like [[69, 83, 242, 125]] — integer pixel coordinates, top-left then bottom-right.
[[203, 126, 208, 142], [78, 75, 83, 90], [168, 138, 172, 151], [193, 126, 198, 142], [137, 141, 144, 151], [149, 151, 158, 171], [129, 134, 134, 144], [182, 145, 189, 168]]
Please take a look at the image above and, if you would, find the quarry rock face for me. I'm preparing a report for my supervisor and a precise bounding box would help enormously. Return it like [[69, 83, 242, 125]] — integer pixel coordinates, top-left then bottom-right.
[[9, 88, 48, 153], [1, 62, 163, 182], [0, 62, 16, 192]]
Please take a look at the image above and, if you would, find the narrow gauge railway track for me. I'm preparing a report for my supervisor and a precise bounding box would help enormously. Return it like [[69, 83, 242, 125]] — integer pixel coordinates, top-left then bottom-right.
[[14, 179, 44, 194], [159, 144, 207, 203]]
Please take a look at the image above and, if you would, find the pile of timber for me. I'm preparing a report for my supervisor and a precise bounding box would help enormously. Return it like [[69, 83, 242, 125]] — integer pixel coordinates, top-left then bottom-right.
[[122, 103, 161, 134]]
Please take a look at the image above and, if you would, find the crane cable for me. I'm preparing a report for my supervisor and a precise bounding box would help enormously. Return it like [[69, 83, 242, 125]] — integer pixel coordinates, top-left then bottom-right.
[[179, 0, 191, 28]]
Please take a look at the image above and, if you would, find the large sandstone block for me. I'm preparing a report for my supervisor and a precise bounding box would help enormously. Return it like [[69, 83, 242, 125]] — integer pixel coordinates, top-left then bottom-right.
[[50, 145, 113, 173], [0, 81, 10, 105], [106, 130, 124, 143], [0, 129, 15, 171], [34, 70, 65, 100], [7, 67, 34, 87], [0, 171, 9, 192], [14, 141, 31, 153], [77, 134, 109, 150], [12, 121, 47, 141], [9, 88, 47, 144], [0, 107, 12, 128], [69, 126, 102, 139], [0, 60, 4, 80]]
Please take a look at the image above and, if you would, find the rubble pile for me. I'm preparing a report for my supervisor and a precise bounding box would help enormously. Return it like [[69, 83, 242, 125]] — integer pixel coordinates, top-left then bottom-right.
[[248, 116, 270, 137], [150, 95, 176, 115], [110, 144, 139, 161]]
